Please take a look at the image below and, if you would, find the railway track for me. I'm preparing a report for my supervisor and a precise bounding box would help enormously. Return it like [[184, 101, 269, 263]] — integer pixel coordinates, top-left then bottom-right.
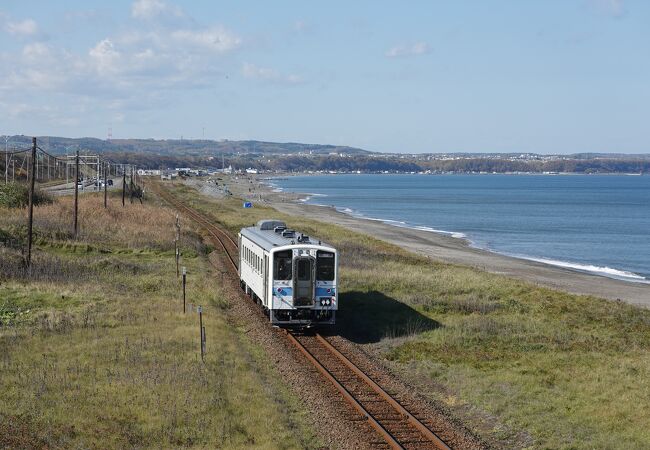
[[154, 184, 239, 271], [155, 183, 451, 450]]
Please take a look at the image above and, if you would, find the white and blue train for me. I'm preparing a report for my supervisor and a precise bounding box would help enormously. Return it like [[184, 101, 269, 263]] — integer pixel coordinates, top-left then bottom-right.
[[238, 220, 338, 326]]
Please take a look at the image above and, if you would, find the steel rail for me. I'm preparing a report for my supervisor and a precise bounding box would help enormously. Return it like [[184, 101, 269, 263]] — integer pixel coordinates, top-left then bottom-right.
[[285, 330, 405, 450], [314, 333, 451, 450], [154, 185, 239, 270], [154, 183, 451, 450]]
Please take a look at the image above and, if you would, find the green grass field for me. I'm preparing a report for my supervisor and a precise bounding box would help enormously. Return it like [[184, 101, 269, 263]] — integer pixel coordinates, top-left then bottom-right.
[[0, 192, 319, 449], [170, 179, 650, 449]]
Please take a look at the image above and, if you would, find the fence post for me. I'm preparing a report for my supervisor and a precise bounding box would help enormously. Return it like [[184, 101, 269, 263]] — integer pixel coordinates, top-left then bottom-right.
[[198, 305, 205, 362], [25, 137, 37, 267], [182, 266, 187, 313], [122, 170, 126, 207]]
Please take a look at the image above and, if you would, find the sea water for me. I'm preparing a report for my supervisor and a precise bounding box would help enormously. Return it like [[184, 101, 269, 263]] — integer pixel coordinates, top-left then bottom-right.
[[270, 174, 650, 283]]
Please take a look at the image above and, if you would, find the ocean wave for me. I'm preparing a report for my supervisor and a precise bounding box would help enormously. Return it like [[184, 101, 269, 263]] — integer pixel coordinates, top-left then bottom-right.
[[519, 256, 649, 283], [364, 217, 407, 225], [412, 225, 467, 239]]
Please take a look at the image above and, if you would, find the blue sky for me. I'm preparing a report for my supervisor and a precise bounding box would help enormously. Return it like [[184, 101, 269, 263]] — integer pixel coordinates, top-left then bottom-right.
[[1, 0, 648, 153]]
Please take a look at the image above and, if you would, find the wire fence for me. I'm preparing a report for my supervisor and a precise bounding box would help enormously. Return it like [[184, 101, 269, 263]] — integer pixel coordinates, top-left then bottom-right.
[[1, 137, 145, 268], [0, 141, 136, 187]]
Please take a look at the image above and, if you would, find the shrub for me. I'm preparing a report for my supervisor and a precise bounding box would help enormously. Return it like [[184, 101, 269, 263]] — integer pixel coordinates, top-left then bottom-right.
[[0, 183, 52, 208]]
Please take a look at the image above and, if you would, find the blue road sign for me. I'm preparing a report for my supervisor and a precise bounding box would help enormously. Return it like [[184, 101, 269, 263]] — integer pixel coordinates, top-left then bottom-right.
[[243, 202, 253, 208]]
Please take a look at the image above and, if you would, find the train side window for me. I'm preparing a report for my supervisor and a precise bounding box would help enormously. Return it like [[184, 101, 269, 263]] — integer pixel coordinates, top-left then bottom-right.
[[274, 251, 292, 280], [316, 251, 335, 281]]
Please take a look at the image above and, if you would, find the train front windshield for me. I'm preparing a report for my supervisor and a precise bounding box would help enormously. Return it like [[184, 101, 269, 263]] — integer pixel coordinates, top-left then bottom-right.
[[274, 251, 292, 280], [316, 251, 335, 281]]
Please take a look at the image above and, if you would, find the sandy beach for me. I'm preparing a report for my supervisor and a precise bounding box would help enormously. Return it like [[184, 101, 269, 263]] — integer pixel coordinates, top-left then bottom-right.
[[223, 175, 650, 308]]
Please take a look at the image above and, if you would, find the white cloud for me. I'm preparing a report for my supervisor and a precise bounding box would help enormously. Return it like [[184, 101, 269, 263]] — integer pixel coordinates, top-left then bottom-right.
[[5, 18, 38, 36], [22, 42, 51, 61], [131, 0, 182, 19], [89, 39, 121, 73], [0, 1, 247, 126], [385, 41, 430, 58], [242, 63, 303, 85]]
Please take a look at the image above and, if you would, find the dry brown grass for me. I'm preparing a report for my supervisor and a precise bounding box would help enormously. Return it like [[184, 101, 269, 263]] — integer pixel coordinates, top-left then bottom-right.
[[0, 193, 190, 250], [0, 191, 319, 449]]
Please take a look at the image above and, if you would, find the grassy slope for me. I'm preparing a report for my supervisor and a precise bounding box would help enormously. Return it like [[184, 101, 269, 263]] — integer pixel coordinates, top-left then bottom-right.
[[0, 193, 318, 449], [170, 181, 650, 449]]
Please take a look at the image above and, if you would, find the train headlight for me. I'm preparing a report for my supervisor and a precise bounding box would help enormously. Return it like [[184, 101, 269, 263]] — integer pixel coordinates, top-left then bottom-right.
[[326, 298, 331, 306]]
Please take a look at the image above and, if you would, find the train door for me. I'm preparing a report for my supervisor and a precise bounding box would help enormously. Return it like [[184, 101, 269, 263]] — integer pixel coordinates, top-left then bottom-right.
[[293, 257, 315, 307], [263, 254, 269, 306]]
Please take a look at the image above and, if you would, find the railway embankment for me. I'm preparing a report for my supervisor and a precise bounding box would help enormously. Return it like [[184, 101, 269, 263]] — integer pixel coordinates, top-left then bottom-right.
[[172, 177, 650, 449]]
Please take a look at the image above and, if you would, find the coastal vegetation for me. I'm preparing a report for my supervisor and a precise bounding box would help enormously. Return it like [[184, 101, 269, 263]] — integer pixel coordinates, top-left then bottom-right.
[[170, 180, 650, 449], [0, 193, 318, 448]]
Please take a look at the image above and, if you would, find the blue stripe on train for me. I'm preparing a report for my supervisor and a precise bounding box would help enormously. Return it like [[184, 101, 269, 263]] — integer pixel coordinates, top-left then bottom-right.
[[274, 287, 335, 297], [316, 287, 335, 296], [274, 287, 293, 296]]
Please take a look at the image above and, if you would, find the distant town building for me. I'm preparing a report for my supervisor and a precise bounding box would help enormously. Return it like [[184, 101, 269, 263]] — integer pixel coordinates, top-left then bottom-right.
[[161, 171, 178, 180], [137, 169, 161, 176]]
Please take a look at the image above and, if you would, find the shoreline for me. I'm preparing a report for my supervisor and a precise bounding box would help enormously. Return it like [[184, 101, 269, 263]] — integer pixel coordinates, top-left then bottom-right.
[[230, 175, 650, 308], [302, 196, 649, 284]]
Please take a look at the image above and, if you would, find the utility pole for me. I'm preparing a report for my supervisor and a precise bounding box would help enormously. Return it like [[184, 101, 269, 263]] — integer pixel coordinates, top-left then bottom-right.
[[4, 136, 8, 184], [103, 162, 108, 208], [122, 169, 126, 207], [130, 166, 134, 204], [74, 150, 79, 238], [26, 138, 37, 267]]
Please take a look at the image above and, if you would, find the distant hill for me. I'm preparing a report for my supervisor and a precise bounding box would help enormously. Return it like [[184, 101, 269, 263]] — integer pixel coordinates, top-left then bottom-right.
[[4, 135, 649, 173], [5, 135, 371, 157]]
